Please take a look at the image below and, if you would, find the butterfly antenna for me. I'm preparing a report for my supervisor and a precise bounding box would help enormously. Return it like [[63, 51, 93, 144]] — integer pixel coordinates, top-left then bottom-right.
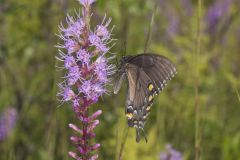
[[143, 0, 158, 53]]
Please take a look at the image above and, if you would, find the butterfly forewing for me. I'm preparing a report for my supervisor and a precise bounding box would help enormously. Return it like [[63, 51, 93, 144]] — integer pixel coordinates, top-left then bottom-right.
[[129, 54, 177, 93], [113, 71, 126, 94]]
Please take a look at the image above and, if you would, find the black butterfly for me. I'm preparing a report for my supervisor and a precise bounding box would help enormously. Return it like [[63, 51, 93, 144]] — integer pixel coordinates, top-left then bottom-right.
[[114, 53, 177, 142]]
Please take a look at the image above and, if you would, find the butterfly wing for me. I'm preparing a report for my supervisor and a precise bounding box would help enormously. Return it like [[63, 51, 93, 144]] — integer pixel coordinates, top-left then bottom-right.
[[125, 63, 155, 142], [128, 53, 177, 93], [113, 71, 126, 94], [125, 53, 177, 142]]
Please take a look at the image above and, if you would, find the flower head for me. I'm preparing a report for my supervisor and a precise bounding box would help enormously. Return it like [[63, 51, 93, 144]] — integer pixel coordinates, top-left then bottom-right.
[[96, 25, 109, 37], [62, 18, 85, 38], [64, 39, 80, 54], [56, 0, 115, 159], [95, 56, 108, 82], [64, 86, 76, 101], [64, 55, 76, 69], [57, 9, 115, 103], [77, 49, 91, 65], [95, 16, 112, 40], [89, 33, 109, 53]]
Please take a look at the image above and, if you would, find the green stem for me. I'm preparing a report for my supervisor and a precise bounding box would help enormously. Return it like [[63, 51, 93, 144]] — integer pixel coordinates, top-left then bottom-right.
[[118, 125, 129, 160], [195, 0, 202, 160]]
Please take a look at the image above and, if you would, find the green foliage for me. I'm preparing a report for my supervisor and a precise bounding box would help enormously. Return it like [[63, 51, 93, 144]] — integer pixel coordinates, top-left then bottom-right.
[[0, 0, 240, 159]]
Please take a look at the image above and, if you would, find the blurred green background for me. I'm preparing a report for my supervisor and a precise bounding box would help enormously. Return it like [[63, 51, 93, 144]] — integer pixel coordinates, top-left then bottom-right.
[[0, 0, 240, 159]]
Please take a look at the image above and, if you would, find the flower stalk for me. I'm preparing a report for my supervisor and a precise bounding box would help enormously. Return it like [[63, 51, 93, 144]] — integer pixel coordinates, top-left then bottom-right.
[[56, 0, 115, 159]]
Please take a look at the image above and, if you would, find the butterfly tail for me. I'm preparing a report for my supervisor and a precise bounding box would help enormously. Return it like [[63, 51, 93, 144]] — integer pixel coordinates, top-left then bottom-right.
[[136, 129, 141, 142], [136, 128, 148, 143]]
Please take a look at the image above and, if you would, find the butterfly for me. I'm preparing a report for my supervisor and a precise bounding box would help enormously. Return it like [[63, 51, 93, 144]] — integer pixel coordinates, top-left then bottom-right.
[[113, 53, 177, 142]]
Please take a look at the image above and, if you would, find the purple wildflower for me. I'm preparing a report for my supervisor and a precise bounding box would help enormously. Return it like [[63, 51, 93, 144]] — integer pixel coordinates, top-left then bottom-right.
[[61, 17, 85, 38], [79, 80, 92, 98], [91, 83, 105, 102], [96, 25, 109, 37], [77, 49, 91, 65], [89, 33, 109, 53], [0, 107, 17, 141], [64, 39, 80, 54], [95, 56, 108, 82], [89, 34, 101, 46], [56, 0, 115, 159], [165, 10, 179, 39], [64, 55, 76, 69], [205, 0, 233, 33], [160, 144, 183, 160], [96, 16, 112, 39], [62, 86, 76, 102], [89, 17, 113, 53], [68, 66, 81, 86]]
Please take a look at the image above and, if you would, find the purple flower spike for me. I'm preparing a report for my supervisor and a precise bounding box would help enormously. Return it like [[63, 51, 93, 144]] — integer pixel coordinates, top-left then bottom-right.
[[205, 0, 233, 34], [0, 107, 18, 141], [159, 144, 183, 160], [56, 0, 115, 159]]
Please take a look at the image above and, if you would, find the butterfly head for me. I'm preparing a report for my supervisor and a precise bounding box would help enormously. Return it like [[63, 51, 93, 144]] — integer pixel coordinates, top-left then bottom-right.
[[120, 55, 133, 64], [115, 55, 132, 73]]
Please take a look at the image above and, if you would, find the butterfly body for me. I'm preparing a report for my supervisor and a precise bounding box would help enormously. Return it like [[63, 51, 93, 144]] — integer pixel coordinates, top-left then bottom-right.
[[114, 53, 176, 142]]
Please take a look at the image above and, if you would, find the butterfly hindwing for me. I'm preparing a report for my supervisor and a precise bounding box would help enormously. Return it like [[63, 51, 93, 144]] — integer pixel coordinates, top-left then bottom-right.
[[125, 63, 158, 142]]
